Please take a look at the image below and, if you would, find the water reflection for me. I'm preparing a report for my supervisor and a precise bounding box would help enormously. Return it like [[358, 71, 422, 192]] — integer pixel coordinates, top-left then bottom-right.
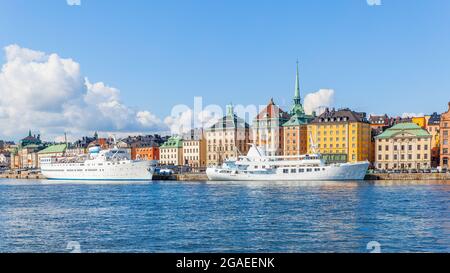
[[0, 178, 449, 253]]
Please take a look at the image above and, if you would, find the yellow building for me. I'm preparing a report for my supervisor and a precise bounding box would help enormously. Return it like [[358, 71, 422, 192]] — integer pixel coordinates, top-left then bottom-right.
[[412, 116, 426, 129], [307, 108, 371, 163]]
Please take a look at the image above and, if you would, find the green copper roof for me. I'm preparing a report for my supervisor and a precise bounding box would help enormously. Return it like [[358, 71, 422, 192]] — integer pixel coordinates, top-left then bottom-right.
[[376, 123, 431, 139], [283, 113, 314, 127], [38, 144, 67, 154], [160, 136, 183, 148]]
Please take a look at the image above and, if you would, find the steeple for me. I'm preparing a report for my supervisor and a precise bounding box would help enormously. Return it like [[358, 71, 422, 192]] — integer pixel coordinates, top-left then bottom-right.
[[294, 59, 301, 104], [28, 130, 32, 137], [291, 60, 305, 116]]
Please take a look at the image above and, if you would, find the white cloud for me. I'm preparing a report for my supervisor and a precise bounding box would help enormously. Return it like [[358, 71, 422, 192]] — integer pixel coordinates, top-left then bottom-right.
[[67, 0, 81, 6], [401, 113, 424, 118], [304, 89, 335, 115], [164, 108, 220, 135], [367, 0, 381, 6], [0, 44, 166, 141]]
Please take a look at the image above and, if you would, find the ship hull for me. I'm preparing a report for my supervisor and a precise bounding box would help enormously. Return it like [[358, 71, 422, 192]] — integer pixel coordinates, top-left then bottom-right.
[[206, 162, 369, 181], [41, 160, 153, 181]]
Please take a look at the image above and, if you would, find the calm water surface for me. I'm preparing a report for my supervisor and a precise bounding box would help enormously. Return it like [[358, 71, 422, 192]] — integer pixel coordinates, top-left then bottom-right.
[[0, 179, 449, 253]]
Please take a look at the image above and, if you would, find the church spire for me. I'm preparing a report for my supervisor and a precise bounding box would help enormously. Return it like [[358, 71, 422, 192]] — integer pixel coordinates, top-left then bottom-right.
[[291, 60, 304, 115], [294, 59, 301, 103]]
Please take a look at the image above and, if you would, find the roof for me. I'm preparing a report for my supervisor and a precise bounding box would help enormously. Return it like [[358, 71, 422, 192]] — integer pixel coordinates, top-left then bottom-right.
[[255, 98, 291, 120], [160, 136, 183, 148], [310, 108, 368, 124], [428, 112, 441, 125], [38, 144, 67, 154], [283, 112, 314, 127], [375, 123, 431, 139], [207, 114, 250, 131], [369, 114, 389, 124]]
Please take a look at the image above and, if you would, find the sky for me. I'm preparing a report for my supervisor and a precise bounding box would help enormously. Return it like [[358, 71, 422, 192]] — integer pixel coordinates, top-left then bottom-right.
[[0, 0, 450, 141]]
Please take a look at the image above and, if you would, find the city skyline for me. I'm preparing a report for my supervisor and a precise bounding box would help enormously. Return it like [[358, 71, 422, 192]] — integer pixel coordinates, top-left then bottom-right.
[[1, 0, 450, 141]]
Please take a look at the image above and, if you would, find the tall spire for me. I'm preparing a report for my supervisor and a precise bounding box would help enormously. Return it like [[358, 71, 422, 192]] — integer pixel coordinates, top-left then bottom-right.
[[294, 59, 301, 103], [291, 60, 304, 116]]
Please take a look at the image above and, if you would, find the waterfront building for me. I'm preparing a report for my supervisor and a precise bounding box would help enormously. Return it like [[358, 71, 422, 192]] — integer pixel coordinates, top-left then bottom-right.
[[253, 98, 290, 156], [205, 104, 251, 166], [440, 102, 450, 168], [368, 114, 394, 166], [135, 146, 160, 161], [282, 63, 314, 156], [11, 144, 42, 169], [159, 136, 183, 166], [426, 112, 441, 167], [21, 130, 42, 147], [307, 108, 371, 163], [182, 129, 206, 169], [375, 123, 432, 170], [37, 144, 67, 164]]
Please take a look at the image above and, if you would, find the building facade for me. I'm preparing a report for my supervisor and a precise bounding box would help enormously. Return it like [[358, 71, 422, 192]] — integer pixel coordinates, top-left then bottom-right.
[[159, 136, 183, 166], [283, 62, 314, 156], [135, 146, 160, 161], [307, 108, 371, 163], [205, 105, 251, 166], [375, 123, 432, 170], [426, 112, 441, 168], [252, 98, 290, 156], [37, 144, 67, 164], [440, 102, 450, 168]]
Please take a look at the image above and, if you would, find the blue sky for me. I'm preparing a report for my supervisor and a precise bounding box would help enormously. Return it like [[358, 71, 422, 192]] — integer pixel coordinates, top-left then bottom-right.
[[0, 0, 450, 140]]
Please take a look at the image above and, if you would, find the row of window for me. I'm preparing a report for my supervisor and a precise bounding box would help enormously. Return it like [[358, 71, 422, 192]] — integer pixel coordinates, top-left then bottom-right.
[[282, 168, 325, 173], [378, 144, 429, 151], [378, 154, 429, 161]]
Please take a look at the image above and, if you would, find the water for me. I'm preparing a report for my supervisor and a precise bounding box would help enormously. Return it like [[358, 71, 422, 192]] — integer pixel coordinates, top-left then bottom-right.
[[0, 179, 449, 253]]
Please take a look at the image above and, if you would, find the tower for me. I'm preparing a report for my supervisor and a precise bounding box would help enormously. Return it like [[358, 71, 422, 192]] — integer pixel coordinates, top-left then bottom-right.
[[291, 60, 305, 116]]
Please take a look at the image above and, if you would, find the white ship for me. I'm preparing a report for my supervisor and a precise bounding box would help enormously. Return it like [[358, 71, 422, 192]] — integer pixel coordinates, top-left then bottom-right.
[[206, 144, 369, 181], [40, 146, 155, 181]]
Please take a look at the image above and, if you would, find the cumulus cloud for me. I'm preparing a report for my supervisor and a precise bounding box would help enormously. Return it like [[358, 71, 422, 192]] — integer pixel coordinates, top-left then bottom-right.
[[164, 108, 220, 135], [304, 89, 335, 115], [367, 0, 381, 6], [0, 44, 166, 141], [67, 0, 81, 6], [401, 113, 424, 118]]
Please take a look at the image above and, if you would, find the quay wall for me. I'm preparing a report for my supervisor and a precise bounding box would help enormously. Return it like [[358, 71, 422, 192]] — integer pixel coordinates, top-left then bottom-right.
[[2, 171, 449, 182], [365, 173, 450, 181]]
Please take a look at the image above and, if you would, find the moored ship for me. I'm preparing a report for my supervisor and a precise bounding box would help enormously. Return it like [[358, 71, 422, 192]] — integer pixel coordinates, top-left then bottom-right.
[[206, 144, 369, 181], [40, 146, 155, 181]]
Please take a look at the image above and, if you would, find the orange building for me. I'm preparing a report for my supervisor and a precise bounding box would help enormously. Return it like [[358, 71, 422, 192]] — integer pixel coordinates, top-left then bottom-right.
[[440, 102, 450, 168], [134, 146, 159, 161]]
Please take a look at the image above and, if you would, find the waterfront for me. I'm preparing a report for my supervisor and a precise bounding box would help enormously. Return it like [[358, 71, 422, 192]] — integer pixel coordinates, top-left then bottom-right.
[[0, 179, 449, 253]]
